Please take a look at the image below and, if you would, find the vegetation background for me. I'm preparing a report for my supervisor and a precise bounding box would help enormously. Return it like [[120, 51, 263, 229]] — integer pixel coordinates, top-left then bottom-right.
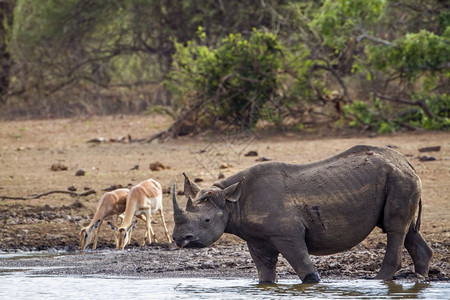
[[0, 0, 449, 135]]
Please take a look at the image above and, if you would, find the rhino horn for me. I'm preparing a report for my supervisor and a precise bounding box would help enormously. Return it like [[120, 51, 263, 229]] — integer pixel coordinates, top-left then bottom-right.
[[186, 195, 195, 211], [172, 183, 187, 222]]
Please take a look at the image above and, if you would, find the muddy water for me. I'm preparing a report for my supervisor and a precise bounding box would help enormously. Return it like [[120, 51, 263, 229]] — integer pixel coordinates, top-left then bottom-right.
[[1, 252, 449, 299], [1, 274, 449, 299]]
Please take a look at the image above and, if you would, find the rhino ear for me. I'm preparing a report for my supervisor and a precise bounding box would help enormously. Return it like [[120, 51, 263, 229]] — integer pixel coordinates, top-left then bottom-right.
[[186, 196, 196, 211], [183, 172, 200, 198], [223, 178, 244, 203]]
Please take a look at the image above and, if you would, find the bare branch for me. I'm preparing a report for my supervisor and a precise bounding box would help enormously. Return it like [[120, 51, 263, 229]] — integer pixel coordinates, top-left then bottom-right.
[[1, 190, 96, 201], [374, 91, 435, 119], [356, 24, 394, 47]]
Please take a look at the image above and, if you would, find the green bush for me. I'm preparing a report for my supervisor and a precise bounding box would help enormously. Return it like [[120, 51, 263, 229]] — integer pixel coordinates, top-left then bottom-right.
[[344, 100, 397, 133], [165, 29, 287, 128]]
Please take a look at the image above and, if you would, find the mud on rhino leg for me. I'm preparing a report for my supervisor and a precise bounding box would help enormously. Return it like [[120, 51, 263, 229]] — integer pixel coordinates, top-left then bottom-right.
[[404, 222, 433, 277], [271, 236, 320, 283], [247, 241, 279, 283]]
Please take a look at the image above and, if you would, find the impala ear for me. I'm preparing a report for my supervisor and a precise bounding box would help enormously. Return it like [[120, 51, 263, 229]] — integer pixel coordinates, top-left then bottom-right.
[[107, 221, 118, 231], [80, 228, 88, 239], [223, 178, 244, 203], [183, 172, 200, 198], [128, 220, 138, 232], [91, 219, 101, 231]]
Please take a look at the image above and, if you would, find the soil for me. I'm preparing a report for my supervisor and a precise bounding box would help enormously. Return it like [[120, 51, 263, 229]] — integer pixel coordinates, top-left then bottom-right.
[[0, 115, 449, 281]]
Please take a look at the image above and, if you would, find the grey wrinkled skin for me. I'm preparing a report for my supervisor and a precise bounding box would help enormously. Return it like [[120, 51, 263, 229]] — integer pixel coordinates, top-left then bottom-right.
[[172, 145, 433, 283]]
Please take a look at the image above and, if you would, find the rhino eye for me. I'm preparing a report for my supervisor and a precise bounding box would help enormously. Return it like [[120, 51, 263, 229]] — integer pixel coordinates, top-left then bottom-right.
[[205, 218, 211, 223]]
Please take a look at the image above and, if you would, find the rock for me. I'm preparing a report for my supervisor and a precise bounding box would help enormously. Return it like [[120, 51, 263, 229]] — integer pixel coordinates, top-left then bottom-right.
[[419, 156, 437, 162], [194, 178, 204, 183], [218, 172, 225, 179], [16, 146, 30, 151], [220, 163, 232, 169], [71, 200, 83, 208], [67, 185, 77, 192], [418, 146, 441, 152], [149, 161, 170, 171], [244, 151, 258, 157], [75, 169, 86, 176], [50, 163, 68, 171], [130, 165, 139, 171], [376, 241, 386, 249], [177, 190, 184, 196], [103, 184, 124, 191], [255, 157, 271, 162]]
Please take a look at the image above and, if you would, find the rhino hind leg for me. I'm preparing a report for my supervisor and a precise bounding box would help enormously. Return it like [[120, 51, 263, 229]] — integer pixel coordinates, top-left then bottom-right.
[[376, 178, 421, 280], [404, 222, 433, 277], [247, 241, 279, 283], [375, 231, 407, 280]]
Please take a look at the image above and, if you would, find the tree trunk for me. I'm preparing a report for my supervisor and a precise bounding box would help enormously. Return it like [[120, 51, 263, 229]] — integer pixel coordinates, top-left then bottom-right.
[[0, 0, 14, 104]]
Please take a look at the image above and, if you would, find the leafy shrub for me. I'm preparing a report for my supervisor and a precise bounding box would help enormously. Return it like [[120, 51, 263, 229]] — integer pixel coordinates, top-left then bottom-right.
[[165, 29, 287, 128]]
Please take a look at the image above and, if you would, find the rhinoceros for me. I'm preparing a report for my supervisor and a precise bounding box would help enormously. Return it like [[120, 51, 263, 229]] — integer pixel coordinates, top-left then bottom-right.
[[171, 145, 432, 283]]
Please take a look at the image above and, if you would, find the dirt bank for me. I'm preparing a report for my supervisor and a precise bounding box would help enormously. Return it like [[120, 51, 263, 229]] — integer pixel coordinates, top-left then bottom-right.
[[0, 115, 449, 281]]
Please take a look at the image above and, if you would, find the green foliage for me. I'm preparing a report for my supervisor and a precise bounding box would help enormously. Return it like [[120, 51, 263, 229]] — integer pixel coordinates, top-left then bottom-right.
[[166, 29, 286, 128], [312, 0, 386, 48], [408, 94, 450, 130], [368, 30, 450, 80], [1, 0, 449, 135], [344, 100, 397, 133], [346, 93, 450, 132]]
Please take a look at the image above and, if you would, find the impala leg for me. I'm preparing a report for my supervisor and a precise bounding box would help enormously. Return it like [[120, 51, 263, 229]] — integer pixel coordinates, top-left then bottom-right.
[[145, 212, 152, 245], [134, 214, 148, 245], [404, 222, 433, 277], [159, 210, 172, 243], [149, 212, 157, 243], [247, 241, 279, 283], [92, 220, 103, 250]]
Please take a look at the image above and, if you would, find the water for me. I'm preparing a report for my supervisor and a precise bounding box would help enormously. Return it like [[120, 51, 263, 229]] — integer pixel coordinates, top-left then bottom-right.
[[0, 252, 449, 299], [0, 274, 449, 299]]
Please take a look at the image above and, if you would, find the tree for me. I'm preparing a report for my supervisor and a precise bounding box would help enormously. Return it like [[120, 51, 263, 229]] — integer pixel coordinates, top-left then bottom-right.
[[0, 0, 14, 104]]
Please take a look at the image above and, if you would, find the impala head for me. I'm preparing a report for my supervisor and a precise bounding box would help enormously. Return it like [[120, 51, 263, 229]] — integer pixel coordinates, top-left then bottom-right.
[[108, 221, 137, 250], [79, 219, 101, 251], [171, 173, 242, 248]]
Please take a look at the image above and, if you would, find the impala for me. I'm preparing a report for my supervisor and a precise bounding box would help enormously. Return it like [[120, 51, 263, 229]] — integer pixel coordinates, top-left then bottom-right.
[[108, 178, 172, 249], [79, 188, 129, 251]]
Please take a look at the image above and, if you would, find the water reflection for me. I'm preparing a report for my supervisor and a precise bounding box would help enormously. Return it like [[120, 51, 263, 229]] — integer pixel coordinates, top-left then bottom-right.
[[386, 281, 430, 298], [254, 280, 436, 298]]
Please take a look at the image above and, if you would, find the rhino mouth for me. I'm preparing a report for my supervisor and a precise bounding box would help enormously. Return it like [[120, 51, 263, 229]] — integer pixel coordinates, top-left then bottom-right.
[[175, 236, 205, 248]]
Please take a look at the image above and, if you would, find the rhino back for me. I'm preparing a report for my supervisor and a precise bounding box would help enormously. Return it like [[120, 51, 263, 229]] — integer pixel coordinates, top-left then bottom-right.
[[217, 145, 420, 255]]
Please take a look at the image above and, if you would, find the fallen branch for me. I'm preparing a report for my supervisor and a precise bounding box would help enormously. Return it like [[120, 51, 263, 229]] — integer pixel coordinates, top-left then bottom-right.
[[1, 189, 96, 201]]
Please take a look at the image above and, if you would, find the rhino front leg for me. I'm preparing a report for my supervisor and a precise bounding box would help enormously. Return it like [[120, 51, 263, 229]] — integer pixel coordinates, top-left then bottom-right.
[[272, 237, 320, 283], [247, 241, 279, 283]]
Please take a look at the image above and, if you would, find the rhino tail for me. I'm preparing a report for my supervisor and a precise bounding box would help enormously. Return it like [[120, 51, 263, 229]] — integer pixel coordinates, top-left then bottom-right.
[[414, 198, 422, 233]]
